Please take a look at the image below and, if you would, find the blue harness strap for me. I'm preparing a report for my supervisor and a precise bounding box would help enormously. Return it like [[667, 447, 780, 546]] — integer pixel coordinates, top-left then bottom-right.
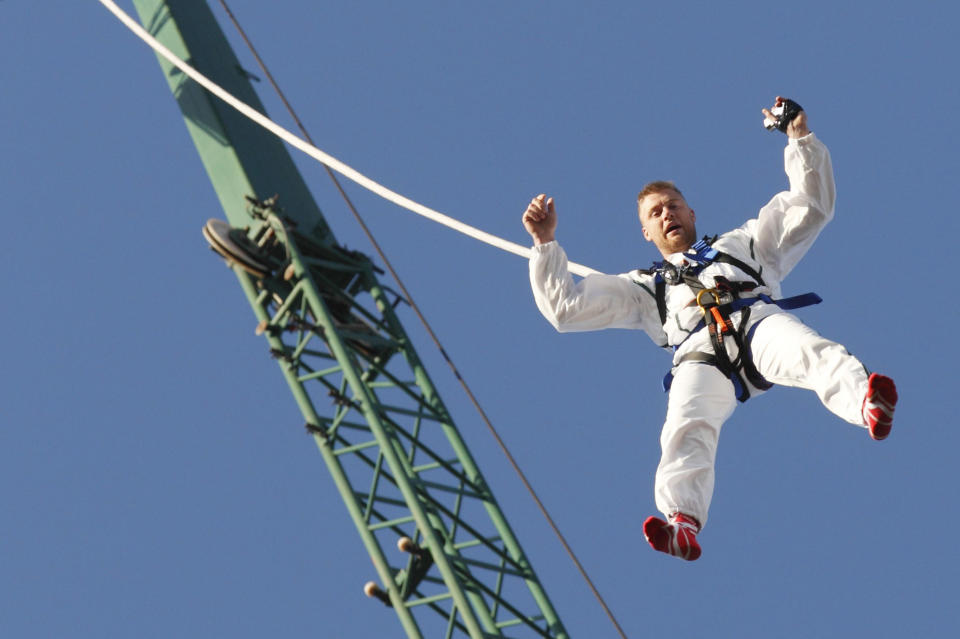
[[688, 238, 719, 263], [679, 292, 822, 345]]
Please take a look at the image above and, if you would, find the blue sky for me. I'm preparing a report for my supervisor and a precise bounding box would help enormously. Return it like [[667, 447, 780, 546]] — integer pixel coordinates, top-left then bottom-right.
[[2, 2, 956, 637]]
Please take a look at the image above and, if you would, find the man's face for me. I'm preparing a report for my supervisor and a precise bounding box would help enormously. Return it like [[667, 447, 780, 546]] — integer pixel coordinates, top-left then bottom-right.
[[638, 189, 697, 257]]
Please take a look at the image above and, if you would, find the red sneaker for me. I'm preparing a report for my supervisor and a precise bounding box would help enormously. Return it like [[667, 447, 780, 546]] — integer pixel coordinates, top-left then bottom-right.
[[862, 373, 897, 441], [643, 513, 701, 561]]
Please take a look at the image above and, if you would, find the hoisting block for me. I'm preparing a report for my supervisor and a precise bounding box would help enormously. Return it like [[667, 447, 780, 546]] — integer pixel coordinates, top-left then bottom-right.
[[363, 581, 392, 607]]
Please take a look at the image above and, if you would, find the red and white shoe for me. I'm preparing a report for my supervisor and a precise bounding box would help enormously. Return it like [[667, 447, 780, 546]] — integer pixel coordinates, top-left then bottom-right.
[[643, 513, 701, 561], [862, 373, 898, 441]]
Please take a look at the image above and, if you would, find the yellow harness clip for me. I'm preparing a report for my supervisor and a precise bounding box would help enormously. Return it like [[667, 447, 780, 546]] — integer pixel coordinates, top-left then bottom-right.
[[696, 289, 732, 333]]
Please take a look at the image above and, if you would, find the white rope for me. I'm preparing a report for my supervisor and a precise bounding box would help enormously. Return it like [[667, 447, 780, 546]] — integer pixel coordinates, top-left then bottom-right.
[[97, 0, 600, 278]]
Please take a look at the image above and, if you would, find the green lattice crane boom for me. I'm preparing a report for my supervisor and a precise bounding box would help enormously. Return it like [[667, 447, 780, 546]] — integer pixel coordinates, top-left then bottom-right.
[[131, 1, 568, 637]]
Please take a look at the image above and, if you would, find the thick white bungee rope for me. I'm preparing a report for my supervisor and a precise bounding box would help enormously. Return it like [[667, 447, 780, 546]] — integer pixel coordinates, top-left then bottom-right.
[[97, 0, 599, 278]]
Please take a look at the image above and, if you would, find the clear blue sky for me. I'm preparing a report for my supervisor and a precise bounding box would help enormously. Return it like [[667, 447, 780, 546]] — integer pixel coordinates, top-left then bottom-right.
[[2, 2, 956, 637]]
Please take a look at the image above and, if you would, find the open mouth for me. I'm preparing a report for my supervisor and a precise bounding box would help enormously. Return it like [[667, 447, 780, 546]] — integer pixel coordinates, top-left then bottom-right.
[[666, 223, 682, 237]]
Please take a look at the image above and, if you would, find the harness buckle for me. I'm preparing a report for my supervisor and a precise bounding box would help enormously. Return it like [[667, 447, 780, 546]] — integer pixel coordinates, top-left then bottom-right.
[[662, 263, 681, 285], [696, 288, 733, 333]]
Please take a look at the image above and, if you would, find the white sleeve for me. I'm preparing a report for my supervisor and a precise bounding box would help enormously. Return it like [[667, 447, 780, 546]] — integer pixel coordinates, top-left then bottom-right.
[[751, 133, 836, 281], [528, 241, 666, 343]]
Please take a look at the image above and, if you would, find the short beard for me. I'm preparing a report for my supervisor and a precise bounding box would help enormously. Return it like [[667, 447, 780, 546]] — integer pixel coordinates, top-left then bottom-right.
[[658, 227, 696, 255]]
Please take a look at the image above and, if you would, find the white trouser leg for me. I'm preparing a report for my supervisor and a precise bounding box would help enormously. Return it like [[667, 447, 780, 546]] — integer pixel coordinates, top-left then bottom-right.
[[655, 362, 737, 529], [748, 312, 869, 426]]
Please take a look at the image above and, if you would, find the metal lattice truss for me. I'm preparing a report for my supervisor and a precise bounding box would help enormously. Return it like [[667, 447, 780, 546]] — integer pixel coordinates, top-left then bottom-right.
[[229, 213, 567, 639]]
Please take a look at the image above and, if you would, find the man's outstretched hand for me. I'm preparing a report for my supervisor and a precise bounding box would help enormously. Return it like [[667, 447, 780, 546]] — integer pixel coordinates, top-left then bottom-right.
[[762, 96, 810, 139], [522, 193, 557, 246]]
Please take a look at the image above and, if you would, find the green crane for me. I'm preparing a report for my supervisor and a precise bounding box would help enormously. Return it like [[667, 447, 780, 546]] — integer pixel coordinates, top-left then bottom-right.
[[131, 1, 568, 637]]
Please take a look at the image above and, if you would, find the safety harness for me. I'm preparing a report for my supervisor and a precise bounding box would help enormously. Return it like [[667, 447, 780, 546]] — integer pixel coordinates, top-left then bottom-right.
[[639, 236, 821, 402]]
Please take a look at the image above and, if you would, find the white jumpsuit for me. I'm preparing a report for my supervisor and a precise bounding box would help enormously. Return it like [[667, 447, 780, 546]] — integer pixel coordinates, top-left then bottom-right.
[[529, 133, 870, 528]]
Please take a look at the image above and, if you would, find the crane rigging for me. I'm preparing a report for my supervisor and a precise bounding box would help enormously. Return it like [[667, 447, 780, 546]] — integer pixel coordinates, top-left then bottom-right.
[[124, 1, 570, 636]]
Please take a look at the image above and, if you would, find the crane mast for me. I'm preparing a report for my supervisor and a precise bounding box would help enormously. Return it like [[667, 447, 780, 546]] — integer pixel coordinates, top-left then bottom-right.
[[131, 2, 568, 637]]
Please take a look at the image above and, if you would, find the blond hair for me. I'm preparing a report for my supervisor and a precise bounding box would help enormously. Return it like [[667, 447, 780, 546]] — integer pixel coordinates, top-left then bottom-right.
[[637, 181, 684, 209]]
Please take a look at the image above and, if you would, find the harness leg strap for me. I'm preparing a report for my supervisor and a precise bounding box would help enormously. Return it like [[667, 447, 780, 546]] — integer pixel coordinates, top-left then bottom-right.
[[666, 304, 774, 403]]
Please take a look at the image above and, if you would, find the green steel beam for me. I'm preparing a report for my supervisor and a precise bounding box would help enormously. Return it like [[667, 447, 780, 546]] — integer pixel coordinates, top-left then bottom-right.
[[229, 211, 568, 638], [131, 1, 569, 637], [132, 0, 331, 240]]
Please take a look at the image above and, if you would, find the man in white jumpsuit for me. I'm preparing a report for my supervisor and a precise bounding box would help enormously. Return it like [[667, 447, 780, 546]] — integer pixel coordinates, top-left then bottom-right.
[[522, 97, 898, 561]]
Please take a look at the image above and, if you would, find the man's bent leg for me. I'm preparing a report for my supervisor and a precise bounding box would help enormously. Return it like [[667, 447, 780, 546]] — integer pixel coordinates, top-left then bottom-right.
[[749, 312, 883, 430], [654, 361, 737, 529]]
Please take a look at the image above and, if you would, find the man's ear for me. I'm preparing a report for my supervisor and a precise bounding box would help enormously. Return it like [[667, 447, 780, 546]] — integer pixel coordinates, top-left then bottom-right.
[[690, 209, 696, 224], [639, 210, 652, 241]]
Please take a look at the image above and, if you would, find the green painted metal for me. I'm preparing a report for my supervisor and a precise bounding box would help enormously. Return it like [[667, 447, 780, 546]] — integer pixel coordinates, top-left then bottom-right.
[[132, 0, 331, 240], [131, 1, 569, 637]]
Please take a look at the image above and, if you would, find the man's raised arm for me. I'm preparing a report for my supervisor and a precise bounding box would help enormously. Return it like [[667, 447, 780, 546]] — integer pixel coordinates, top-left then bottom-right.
[[521, 194, 666, 342], [752, 97, 836, 281]]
